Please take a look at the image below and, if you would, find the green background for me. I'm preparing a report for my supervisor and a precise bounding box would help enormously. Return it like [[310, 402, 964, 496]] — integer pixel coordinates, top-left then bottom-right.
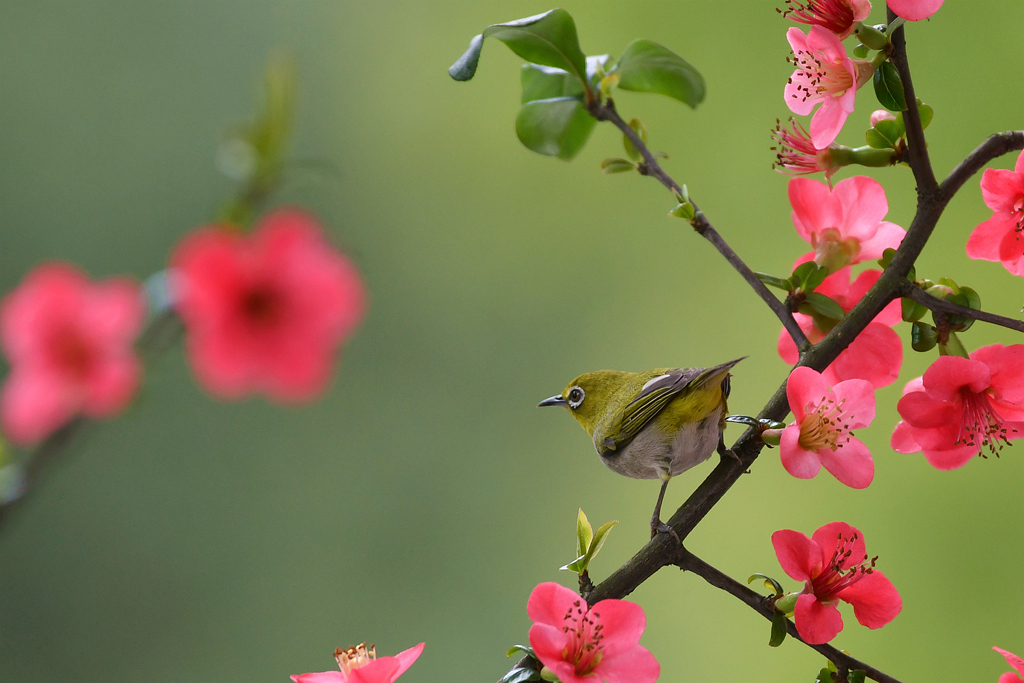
[[1, 1, 1022, 681]]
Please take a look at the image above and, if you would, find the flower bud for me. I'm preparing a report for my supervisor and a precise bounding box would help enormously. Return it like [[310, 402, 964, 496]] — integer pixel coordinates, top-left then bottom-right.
[[870, 110, 897, 127]]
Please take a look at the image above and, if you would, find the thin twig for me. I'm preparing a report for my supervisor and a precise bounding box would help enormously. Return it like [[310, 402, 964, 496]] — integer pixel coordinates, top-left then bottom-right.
[[941, 131, 1024, 198], [587, 98, 811, 351], [900, 283, 1024, 333], [677, 549, 903, 683], [887, 12, 938, 197]]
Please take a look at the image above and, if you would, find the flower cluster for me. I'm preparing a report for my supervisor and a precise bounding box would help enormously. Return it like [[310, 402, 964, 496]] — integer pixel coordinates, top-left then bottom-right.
[[967, 150, 1024, 277]]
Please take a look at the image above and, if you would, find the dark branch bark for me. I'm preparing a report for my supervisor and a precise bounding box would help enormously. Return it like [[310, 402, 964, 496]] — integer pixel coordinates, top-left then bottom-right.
[[677, 549, 904, 683], [887, 12, 938, 197], [941, 131, 1024, 198], [901, 283, 1024, 333], [587, 98, 811, 351]]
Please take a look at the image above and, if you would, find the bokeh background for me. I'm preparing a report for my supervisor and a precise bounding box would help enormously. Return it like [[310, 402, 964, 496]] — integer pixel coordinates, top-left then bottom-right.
[[1, 1, 1022, 681]]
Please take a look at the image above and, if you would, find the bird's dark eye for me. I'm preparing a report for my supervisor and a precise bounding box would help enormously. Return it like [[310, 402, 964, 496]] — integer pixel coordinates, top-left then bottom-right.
[[567, 386, 585, 409]]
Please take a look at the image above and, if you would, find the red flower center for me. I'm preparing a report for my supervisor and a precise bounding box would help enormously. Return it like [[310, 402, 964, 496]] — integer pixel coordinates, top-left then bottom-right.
[[560, 599, 605, 677], [779, 0, 857, 36], [956, 387, 1017, 458], [798, 394, 856, 452], [240, 285, 285, 328], [808, 531, 876, 603], [49, 327, 95, 378], [788, 45, 853, 102]]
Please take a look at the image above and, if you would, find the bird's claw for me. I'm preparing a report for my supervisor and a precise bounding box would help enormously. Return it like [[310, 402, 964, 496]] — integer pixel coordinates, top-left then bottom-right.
[[650, 519, 681, 546]]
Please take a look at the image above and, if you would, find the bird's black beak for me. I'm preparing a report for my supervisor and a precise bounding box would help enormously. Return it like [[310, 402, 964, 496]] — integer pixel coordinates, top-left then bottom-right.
[[537, 395, 569, 407]]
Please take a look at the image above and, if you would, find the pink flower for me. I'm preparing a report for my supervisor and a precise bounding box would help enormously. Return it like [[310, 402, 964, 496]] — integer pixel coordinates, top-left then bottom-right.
[[291, 642, 424, 683], [171, 209, 366, 402], [994, 647, 1024, 683], [779, 0, 871, 40], [781, 366, 875, 488], [528, 582, 659, 683], [887, 0, 944, 21], [891, 345, 1024, 470], [772, 522, 901, 644], [789, 175, 906, 271], [777, 268, 903, 389], [0, 263, 143, 444], [772, 118, 842, 181], [966, 150, 1024, 277], [785, 26, 873, 149]]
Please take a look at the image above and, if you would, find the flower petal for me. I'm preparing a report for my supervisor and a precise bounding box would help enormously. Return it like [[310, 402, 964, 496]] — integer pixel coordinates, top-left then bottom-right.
[[780, 423, 823, 480], [291, 672, 346, 683], [890, 420, 922, 454], [826, 323, 902, 389], [772, 529, 820, 582], [833, 176, 889, 240], [837, 570, 902, 629], [887, 0, 944, 20], [596, 645, 661, 683], [590, 599, 646, 655], [994, 647, 1024, 677], [830, 378, 875, 429], [789, 177, 838, 245], [922, 444, 979, 471], [527, 582, 579, 627], [350, 658, 402, 683], [973, 344, 1024, 404], [856, 221, 906, 264], [922, 356, 990, 400], [391, 643, 425, 681], [809, 97, 850, 150], [786, 366, 831, 421], [967, 214, 1016, 262], [529, 623, 573, 681], [0, 369, 78, 445], [980, 168, 1024, 212], [817, 436, 874, 489], [811, 521, 866, 566], [896, 390, 952, 428], [794, 593, 844, 644]]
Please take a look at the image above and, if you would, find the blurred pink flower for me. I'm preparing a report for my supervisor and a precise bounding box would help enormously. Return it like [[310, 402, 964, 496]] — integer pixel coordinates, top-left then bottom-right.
[[772, 521, 901, 644], [291, 643, 424, 683], [887, 0, 944, 21], [994, 647, 1024, 683], [966, 150, 1024, 277], [1, 263, 143, 444], [778, 268, 903, 388], [528, 581, 659, 683], [789, 175, 906, 271], [891, 345, 1024, 470], [785, 26, 873, 149], [781, 366, 875, 488], [780, 0, 871, 39], [171, 209, 366, 402]]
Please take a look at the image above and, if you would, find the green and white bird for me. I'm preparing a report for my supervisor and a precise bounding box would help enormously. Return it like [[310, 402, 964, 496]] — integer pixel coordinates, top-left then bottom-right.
[[538, 358, 744, 539]]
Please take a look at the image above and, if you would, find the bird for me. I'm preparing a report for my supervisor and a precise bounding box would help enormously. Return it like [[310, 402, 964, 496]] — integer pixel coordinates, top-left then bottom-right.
[[538, 358, 744, 540]]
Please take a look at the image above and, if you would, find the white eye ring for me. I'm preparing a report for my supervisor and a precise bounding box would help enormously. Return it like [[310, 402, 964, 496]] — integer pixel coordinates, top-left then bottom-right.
[[568, 386, 585, 409]]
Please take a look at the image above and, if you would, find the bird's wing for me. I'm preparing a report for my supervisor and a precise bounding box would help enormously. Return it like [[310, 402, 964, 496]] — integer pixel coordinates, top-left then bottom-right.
[[597, 358, 744, 456]]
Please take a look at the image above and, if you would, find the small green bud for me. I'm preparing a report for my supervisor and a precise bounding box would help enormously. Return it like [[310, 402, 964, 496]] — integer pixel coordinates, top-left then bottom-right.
[[600, 158, 635, 174], [760, 428, 783, 447], [853, 22, 889, 51], [775, 592, 799, 615], [540, 667, 559, 682], [599, 73, 620, 98], [669, 201, 695, 220]]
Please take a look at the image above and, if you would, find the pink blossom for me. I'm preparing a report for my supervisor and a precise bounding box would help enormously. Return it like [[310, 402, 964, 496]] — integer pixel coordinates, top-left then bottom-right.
[[869, 110, 897, 127], [789, 175, 906, 271], [291, 643, 424, 683], [781, 366, 875, 488], [528, 581, 659, 683], [171, 209, 366, 402], [891, 345, 1024, 470], [779, 0, 871, 40], [994, 647, 1024, 683], [887, 0, 944, 21], [0, 263, 144, 444], [778, 268, 903, 388], [772, 522, 901, 644], [785, 26, 873, 149], [966, 150, 1024, 277], [772, 118, 842, 181]]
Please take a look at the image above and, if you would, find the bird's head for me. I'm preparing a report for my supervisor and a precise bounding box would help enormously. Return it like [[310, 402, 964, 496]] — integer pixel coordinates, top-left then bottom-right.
[[537, 370, 630, 436]]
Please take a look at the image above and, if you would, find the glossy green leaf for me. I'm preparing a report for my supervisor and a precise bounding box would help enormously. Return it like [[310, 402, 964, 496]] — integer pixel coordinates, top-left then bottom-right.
[[502, 667, 541, 683], [756, 272, 793, 292], [769, 610, 788, 647], [940, 330, 970, 359], [848, 671, 867, 683], [852, 43, 869, 59], [515, 96, 596, 159], [901, 297, 928, 323], [911, 322, 937, 352], [878, 247, 897, 268], [600, 157, 636, 174], [896, 99, 934, 131], [815, 667, 835, 683], [800, 292, 846, 321], [959, 286, 981, 310], [560, 554, 588, 573], [866, 119, 904, 149], [775, 593, 798, 614], [507, 645, 535, 659], [668, 201, 695, 219], [584, 520, 618, 564], [610, 39, 705, 108], [747, 573, 784, 596], [873, 61, 908, 111], [449, 9, 589, 90], [575, 508, 593, 559], [521, 64, 585, 104]]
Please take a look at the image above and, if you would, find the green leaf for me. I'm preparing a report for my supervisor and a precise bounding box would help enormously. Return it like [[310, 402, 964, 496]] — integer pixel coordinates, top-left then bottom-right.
[[873, 61, 908, 111], [959, 286, 981, 310], [756, 272, 794, 292], [878, 247, 897, 269], [901, 297, 928, 323], [575, 508, 593, 559], [800, 293, 846, 321], [610, 39, 706, 108], [584, 520, 618, 565], [866, 119, 904, 149], [507, 645, 536, 659], [449, 9, 589, 90], [911, 322, 937, 352], [502, 667, 541, 683], [848, 671, 867, 683], [897, 99, 934, 131], [600, 158, 636, 174], [940, 330, 970, 358], [815, 667, 835, 683], [852, 43, 869, 59], [521, 64, 585, 104], [747, 573, 784, 596], [515, 97, 596, 159], [769, 610, 788, 647], [668, 201, 695, 219], [622, 118, 647, 161]]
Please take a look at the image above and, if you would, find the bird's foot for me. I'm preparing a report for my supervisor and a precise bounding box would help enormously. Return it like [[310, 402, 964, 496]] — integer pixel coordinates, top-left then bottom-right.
[[650, 518, 681, 545]]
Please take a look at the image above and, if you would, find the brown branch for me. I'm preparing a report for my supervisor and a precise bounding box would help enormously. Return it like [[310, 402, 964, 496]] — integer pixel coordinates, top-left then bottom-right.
[[900, 283, 1024, 333], [887, 11, 938, 197], [677, 549, 903, 683], [941, 131, 1024, 198], [587, 98, 811, 351]]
